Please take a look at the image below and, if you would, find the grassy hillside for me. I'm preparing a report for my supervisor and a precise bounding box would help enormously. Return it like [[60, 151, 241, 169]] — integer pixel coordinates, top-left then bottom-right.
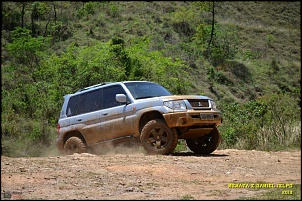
[[214, 2, 300, 97], [38, 1, 300, 102], [1, 1, 301, 156]]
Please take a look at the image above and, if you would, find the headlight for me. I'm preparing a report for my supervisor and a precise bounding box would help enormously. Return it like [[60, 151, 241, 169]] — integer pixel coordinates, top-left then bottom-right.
[[210, 100, 217, 109], [163, 100, 187, 111]]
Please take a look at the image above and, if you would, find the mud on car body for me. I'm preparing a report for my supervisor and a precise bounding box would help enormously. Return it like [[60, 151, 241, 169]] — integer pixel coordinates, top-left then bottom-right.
[[56, 81, 223, 155]]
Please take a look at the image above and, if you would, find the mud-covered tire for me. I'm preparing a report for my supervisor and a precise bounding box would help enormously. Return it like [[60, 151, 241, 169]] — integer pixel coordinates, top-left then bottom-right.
[[140, 119, 178, 155], [186, 127, 221, 154], [63, 136, 86, 155]]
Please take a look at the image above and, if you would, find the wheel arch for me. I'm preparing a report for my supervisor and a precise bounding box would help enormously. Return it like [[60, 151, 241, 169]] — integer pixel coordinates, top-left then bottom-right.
[[138, 111, 165, 134], [63, 131, 87, 146]]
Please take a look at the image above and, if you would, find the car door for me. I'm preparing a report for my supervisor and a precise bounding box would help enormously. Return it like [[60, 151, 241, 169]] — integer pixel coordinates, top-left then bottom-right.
[[73, 89, 103, 144], [97, 84, 134, 142]]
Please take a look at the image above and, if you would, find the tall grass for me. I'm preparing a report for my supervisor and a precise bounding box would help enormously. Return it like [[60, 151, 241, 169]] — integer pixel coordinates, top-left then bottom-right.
[[255, 123, 301, 151], [218, 92, 301, 152], [222, 122, 301, 151]]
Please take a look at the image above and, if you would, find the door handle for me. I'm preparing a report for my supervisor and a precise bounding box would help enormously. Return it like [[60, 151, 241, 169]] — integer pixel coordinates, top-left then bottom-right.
[[76, 119, 82, 121], [102, 113, 108, 116]]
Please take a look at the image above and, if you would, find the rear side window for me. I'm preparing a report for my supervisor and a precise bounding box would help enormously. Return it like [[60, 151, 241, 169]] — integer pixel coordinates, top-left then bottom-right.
[[77, 93, 87, 115], [66, 88, 101, 117], [85, 89, 101, 113]]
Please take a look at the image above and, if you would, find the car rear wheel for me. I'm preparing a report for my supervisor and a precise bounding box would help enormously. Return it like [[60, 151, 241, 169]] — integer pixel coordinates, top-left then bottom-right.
[[140, 119, 178, 155], [186, 127, 221, 154], [63, 136, 86, 155]]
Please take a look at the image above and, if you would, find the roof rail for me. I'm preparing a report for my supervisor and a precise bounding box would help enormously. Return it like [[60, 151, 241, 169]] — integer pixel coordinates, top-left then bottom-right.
[[77, 82, 111, 92]]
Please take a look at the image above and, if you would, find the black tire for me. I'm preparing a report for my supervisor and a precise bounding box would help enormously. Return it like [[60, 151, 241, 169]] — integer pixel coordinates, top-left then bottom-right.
[[140, 119, 178, 155], [63, 136, 86, 155], [186, 127, 221, 154]]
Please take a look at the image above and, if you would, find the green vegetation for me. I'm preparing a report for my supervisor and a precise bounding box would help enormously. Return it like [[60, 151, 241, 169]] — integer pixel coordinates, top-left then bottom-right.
[[180, 194, 195, 200], [241, 184, 301, 200], [1, 1, 300, 157], [219, 93, 301, 151]]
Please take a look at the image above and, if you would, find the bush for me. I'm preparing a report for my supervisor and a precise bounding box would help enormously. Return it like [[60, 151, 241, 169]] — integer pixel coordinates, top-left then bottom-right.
[[218, 92, 300, 151]]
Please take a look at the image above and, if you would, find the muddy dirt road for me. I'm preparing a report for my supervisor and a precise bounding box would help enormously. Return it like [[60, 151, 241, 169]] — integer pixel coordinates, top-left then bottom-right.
[[1, 148, 301, 200]]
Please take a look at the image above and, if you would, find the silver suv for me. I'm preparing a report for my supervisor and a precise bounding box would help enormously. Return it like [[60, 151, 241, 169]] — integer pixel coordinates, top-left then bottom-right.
[[56, 81, 223, 155]]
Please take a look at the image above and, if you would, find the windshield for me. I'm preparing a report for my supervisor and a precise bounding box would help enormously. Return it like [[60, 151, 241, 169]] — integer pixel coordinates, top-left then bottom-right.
[[124, 82, 172, 99]]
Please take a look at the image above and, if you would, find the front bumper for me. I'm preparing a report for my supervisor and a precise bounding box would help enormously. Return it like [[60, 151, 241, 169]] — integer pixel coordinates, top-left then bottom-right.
[[163, 111, 223, 128]]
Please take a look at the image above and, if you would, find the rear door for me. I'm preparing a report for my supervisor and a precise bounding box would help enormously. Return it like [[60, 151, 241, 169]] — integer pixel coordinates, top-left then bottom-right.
[[72, 89, 103, 144]]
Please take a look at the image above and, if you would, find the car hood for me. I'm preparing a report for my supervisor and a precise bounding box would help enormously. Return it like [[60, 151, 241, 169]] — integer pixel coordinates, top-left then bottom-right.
[[133, 95, 213, 103], [161, 95, 212, 101]]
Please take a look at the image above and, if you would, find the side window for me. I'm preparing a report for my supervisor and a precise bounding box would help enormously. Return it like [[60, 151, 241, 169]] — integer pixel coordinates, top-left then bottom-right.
[[77, 93, 87, 115], [66, 95, 79, 117], [102, 85, 126, 109], [85, 89, 101, 113]]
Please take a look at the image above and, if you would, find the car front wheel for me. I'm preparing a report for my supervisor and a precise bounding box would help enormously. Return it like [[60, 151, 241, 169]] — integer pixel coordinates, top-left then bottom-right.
[[140, 119, 178, 155]]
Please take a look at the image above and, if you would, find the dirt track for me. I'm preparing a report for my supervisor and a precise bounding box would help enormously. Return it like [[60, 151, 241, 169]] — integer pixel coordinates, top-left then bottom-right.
[[1, 148, 301, 200]]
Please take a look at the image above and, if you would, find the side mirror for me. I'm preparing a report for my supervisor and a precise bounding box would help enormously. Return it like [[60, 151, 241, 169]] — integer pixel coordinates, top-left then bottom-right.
[[116, 94, 127, 103]]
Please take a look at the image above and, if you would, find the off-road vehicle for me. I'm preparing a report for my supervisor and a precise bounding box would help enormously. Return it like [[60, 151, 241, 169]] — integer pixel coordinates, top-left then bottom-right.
[[56, 81, 223, 155]]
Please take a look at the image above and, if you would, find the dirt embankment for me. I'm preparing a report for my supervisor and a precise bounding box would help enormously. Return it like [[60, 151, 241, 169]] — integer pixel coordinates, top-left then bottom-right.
[[1, 149, 301, 200]]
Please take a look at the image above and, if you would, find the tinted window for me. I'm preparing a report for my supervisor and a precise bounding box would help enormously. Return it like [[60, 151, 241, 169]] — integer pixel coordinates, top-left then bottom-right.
[[102, 85, 126, 109], [66, 85, 125, 116], [66, 95, 79, 117], [85, 89, 101, 113], [66, 89, 102, 117], [77, 93, 87, 115]]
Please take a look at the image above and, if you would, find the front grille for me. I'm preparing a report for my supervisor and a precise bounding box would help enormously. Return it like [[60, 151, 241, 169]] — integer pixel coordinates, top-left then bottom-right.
[[188, 99, 209, 110]]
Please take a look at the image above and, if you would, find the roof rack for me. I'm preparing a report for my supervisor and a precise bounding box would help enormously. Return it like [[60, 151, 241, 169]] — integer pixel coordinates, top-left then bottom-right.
[[77, 82, 112, 92]]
